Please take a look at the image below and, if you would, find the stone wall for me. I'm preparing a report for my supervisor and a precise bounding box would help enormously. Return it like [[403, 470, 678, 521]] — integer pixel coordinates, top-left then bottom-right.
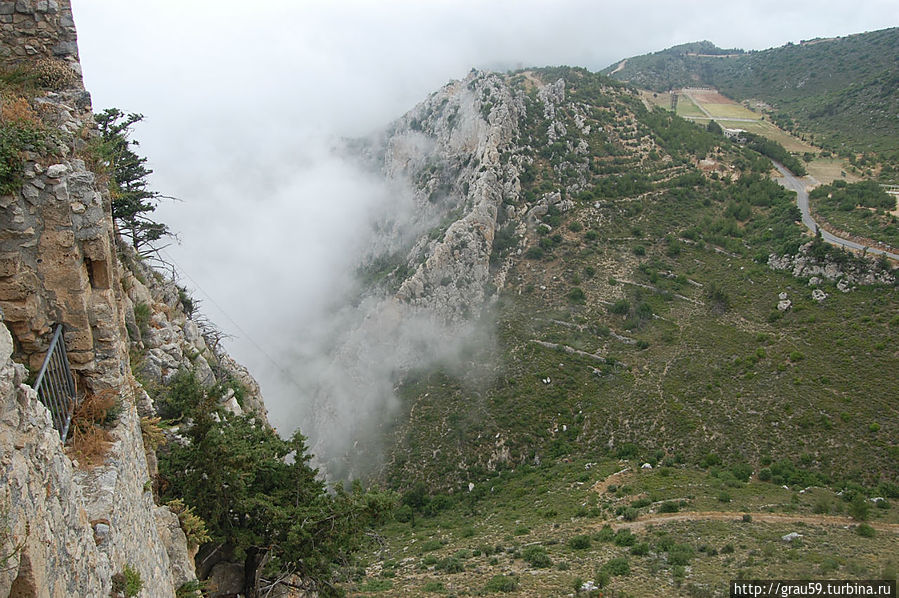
[[0, 0, 82, 85], [0, 0, 125, 394]]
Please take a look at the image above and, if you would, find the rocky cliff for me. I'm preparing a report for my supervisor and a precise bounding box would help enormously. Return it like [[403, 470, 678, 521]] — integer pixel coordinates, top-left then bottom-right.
[[0, 1, 266, 595]]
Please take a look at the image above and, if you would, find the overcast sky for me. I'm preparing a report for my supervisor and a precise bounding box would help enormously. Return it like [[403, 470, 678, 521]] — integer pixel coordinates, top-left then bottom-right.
[[70, 0, 897, 438]]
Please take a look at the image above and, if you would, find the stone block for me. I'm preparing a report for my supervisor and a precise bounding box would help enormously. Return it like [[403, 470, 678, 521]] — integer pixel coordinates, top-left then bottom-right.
[[2, 295, 38, 321], [0, 254, 20, 277], [67, 351, 94, 365], [51, 40, 76, 56], [0, 279, 29, 301]]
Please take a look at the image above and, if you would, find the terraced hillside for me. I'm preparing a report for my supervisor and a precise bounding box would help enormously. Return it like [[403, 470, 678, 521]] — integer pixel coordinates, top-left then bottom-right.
[[602, 28, 899, 164], [371, 67, 898, 493]]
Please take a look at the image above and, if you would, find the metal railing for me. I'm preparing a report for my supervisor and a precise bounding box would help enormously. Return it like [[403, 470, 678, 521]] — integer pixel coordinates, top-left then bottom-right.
[[33, 325, 77, 440]]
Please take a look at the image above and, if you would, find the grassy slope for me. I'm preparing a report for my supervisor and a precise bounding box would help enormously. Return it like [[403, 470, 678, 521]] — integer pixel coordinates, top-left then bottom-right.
[[349, 458, 898, 597], [603, 28, 899, 161]]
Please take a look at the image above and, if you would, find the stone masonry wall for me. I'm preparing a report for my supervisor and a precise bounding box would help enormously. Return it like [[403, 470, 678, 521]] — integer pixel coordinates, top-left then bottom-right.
[[0, 0, 81, 81]]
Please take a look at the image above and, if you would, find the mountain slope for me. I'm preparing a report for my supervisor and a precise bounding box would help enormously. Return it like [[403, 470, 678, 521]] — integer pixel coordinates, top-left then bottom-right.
[[350, 67, 899, 492], [339, 66, 899, 597], [602, 28, 899, 159]]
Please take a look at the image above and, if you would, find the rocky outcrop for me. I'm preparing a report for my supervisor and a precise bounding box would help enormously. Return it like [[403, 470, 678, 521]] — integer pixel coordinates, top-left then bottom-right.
[[367, 70, 526, 322], [768, 241, 896, 289], [120, 249, 267, 420]]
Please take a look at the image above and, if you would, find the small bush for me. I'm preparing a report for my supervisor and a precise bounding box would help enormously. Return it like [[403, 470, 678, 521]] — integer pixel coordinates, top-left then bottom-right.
[[112, 564, 144, 597], [568, 287, 586, 303], [69, 390, 119, 466], [166, 499, 211, 549], [658, 501, 680, 513], [667, 544, 695, 566], [436, 557, 463, 573], [630, 542, 650, 556], [522, 545, 552, 568], [484, 575, 518, 592], [613, 529, 636, 546], [568, 535, 591, 550], [595, 525, 614, 543], [856, 523, 875, 538], [421, 539, 443, 552], [133, 302, 151, 336], [849, 495, 870, 521], [422, 581, 445, 592], [600, 556, 630, 576]]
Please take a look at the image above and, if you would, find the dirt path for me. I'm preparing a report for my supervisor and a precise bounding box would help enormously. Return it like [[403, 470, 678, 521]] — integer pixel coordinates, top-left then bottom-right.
[[600, 511, 899, 533]]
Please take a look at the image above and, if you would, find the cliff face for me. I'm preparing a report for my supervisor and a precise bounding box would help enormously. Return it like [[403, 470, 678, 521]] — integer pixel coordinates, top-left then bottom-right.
[[0, 1, 266, 595], [359, 70, 525, 322]]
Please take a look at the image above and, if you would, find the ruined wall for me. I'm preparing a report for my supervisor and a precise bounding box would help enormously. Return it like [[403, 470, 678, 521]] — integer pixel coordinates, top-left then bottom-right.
[[0, 0, 123, 393], [0, 0, 81, 75]]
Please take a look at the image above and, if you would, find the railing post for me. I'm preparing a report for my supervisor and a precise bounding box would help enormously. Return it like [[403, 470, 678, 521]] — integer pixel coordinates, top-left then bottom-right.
[[33, 324, 77, 440]]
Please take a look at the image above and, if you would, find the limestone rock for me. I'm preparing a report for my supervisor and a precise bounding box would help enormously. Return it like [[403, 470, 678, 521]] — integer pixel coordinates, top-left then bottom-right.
[[155, 507, 199, 590], [207, 562, 245, 597]]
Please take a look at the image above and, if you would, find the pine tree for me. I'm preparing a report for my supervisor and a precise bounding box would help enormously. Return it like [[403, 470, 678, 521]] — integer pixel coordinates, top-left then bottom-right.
[[94, 108, 170, 253]]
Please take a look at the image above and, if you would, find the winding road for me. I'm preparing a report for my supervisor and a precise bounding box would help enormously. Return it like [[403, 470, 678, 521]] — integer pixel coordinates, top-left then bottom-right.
[[773, 162, 899, 260]]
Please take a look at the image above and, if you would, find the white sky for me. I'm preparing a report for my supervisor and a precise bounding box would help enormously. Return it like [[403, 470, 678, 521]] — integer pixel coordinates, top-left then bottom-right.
[[69, 0, 898, 435]]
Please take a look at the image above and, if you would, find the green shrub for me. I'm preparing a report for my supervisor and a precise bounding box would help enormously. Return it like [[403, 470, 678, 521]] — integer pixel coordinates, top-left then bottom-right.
[[112, 564, 143, 597], [133, 302, 151, 337], [166, 499, 211, 549], [522, 545, 552, 568], [856, 523, 876, 538], [436, 557, 464, 573], [613, 529, 636, 546], [630, 542, 650, 556], [568, 535, 591, 550], [484, 575, 518, 592], [595, 525, 614, 542], [600, 556, 630, 576], [668, 544, 695, 566], [422, 580, 445, 592], [568, 287, 586, 303], [659, 501, 680, 513], [849, 495, 870, 521], [421, 539, 443, 552]]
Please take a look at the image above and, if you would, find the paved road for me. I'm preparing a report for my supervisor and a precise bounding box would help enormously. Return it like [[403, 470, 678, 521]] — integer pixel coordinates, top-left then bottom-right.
[[773, 162, 899, 260]]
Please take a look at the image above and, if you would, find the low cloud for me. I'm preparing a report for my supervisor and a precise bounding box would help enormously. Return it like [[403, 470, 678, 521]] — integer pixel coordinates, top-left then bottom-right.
[[71, 0, 898, 477]]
